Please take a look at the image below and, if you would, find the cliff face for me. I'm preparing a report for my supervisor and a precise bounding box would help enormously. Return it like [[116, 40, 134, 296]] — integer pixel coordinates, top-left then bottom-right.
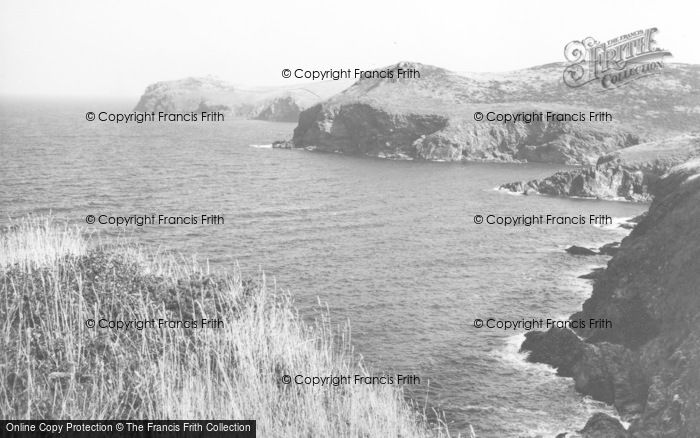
[[293, 101, 640, 163], [523, 159, 700, 437], [133, 77, 351, 122], [289, 62, 700, 164], [500, 134, 700, 201]]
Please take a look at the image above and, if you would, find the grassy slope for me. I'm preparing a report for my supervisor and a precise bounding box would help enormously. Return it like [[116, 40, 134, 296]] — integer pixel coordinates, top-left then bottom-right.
[[597, 133, 700, 170], [319, 62, 700, 135], [0, 217, 453, 437]]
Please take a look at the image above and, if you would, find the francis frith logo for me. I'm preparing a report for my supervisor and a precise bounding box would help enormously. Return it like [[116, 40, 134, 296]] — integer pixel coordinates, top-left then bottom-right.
[[563, 28, 672, 89]]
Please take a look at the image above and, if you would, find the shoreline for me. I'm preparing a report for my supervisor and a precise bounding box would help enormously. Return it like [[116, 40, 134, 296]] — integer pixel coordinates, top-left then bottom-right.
[[520, 158, 700, 436]]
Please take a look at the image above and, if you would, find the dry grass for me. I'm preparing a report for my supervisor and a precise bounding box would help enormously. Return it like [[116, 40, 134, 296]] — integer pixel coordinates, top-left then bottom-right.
[[0, 216, 85, 269], [0, 217, 455, 437]]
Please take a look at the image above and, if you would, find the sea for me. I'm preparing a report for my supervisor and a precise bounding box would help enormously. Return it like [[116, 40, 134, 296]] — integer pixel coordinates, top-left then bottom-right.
[[0, 98, 648, 437]]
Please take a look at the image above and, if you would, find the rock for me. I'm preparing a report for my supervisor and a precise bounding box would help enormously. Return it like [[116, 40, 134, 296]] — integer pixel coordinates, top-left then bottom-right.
[[522, 330, 646, 412], [272, 140, 296, 149], [521, 328, 586, 375], [579, 268, 606, 280], [579, 413, 629, 438], [566, 246, 598, 256], [291, 62, 651, 164], [290, 62, 700, 164], [133, 76, 351, 121], [500, 181, 524, 193], [628, 213, 646, 224], [523, 159, 700, 436], [254, 96, 302, 122], [598, 242, 621, 256], [500, 134, 700, 201]]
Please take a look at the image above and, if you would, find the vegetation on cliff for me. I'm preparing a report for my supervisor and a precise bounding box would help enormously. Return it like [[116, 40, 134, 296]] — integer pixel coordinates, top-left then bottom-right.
[[0, 217, 451, 437]]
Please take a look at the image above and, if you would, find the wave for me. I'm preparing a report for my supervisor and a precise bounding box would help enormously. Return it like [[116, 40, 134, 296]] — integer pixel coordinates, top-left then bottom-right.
[[249, 144, 273, 149], [492, 186, 526, 196], [492, 333, 558, 378], [591, 215, 636, 233]]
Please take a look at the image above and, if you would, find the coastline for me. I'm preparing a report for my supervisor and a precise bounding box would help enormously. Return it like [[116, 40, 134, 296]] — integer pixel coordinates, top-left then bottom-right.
[[520, 159, 700, 436]]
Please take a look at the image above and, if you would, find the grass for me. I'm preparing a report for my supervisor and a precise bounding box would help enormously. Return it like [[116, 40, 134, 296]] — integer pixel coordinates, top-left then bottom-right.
[[0, 217, 457, 437]]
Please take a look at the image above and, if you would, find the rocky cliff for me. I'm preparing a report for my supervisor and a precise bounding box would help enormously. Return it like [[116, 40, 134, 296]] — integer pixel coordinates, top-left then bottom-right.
[[133, 77, 351, 122], [287, 62, 700, 164], [500, 134, 700, 201], [522, 158, 700, 437]]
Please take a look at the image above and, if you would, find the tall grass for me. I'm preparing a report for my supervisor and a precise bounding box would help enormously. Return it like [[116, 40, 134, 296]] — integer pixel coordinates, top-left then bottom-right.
[[0, 216, 85, 269], [0, 217, 458, 437]]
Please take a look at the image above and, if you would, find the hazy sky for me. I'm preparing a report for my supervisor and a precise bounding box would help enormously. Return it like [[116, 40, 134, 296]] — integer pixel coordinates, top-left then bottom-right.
[[1, 0, 697, 97]]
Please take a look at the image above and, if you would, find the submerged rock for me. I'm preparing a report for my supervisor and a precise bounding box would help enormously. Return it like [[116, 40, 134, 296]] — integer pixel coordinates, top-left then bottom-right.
[[272, 140, 296, 149], [566, 246, 598, 256]]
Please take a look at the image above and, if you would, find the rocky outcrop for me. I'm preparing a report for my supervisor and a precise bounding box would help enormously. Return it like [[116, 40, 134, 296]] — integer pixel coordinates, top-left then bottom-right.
[[134, 77, 236, 114], [579, 268, 606, 280], [579, 413, 630, 438], [522, 159, 700, 437], [500, 166, 651, 201], [522, 329, 647, 416], [565, 243, 621, 258], [272, 140, 295, 149], [285, 61, 700, 164], [292, 103, 641, 163], [289, 62, 648, 164], [253, 96, 302, 122], [501, 134, 700, 201], [133, 76, 351, 122]]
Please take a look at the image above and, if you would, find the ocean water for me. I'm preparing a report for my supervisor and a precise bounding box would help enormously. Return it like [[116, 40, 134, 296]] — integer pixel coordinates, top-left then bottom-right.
[[0, 99, 648, 437]]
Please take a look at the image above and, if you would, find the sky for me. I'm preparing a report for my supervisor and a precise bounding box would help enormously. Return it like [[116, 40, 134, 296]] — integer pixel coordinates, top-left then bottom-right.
[[0, 0, 697, 97]]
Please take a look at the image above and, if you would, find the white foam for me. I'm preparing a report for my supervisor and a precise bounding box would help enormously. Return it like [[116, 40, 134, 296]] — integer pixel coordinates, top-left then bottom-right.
[[497, 334, 630, 433], [493, 186, 527, 196], [591, 215, 635, 233], [493, 333, 559, 379], [249, 144, 272, 149]]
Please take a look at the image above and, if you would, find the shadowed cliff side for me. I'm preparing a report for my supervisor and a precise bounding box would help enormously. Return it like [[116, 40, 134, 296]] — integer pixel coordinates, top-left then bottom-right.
[[522, 158, 700, 437]]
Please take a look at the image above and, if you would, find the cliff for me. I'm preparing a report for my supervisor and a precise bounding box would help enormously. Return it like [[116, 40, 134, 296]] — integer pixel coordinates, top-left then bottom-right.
[[133, 76, 351, 122], [522, 158, 700, 437], [500, 134, 700, 201], [287, 62, 700, 164]]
